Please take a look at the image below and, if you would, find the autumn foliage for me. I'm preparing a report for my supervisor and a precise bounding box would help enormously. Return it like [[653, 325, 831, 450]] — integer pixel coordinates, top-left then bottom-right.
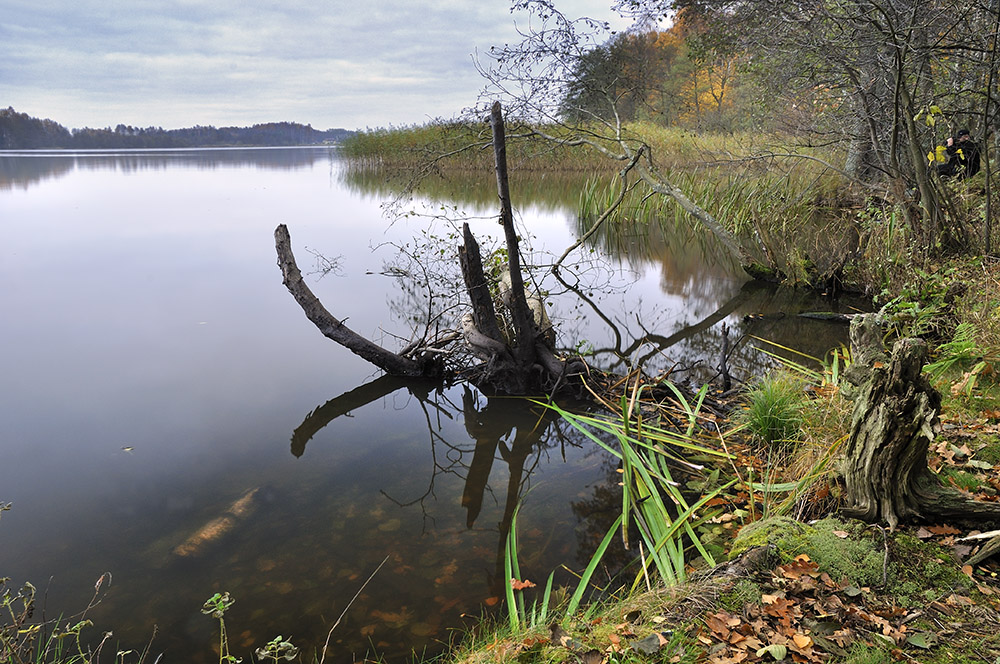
[[561, 9, 747, 130]]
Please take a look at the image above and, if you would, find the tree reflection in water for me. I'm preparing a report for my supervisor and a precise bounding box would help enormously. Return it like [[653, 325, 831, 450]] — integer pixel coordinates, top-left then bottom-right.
[[289, 379, 604, 601]]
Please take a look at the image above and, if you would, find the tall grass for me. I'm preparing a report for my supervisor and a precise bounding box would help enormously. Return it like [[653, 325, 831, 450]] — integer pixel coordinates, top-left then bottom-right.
[[530, 380, 734, 603], [577, 166, 852, 282], [341, 121, 618, 173], [736, 373, 806, 448]]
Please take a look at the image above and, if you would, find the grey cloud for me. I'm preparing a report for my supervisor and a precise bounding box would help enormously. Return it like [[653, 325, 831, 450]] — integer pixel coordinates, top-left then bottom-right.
[[2, 0, 625, 129]]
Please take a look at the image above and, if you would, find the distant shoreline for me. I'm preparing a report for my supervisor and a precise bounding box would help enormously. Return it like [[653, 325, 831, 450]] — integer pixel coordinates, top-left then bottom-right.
[[0, 144, 343, 155], [1, 107, 355, 150]]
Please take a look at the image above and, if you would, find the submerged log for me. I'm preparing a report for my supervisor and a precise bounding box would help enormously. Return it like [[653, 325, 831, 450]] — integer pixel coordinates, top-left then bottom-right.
[[173, 488, 260, 558], [841, 337, 1000, 529]]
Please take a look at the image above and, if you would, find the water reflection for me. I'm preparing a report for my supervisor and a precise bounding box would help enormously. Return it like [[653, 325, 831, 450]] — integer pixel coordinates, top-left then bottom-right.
[[0, 148, 868, 663], [289, 378, 596, 605], [0, 147, 336, 190]]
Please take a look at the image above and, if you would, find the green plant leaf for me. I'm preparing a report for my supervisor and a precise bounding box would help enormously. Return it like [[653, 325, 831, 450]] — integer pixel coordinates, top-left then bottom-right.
[[756, 644, 788, 660], [906, 632, 937, 649]]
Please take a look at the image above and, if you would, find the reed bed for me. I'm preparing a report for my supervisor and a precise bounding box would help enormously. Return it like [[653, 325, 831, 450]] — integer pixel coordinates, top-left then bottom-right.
[[343, 121, 856, 280]]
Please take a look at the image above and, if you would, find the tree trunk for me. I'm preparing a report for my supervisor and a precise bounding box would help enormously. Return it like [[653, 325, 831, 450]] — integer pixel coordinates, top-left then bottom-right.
[[841, 337, 1000, 529]]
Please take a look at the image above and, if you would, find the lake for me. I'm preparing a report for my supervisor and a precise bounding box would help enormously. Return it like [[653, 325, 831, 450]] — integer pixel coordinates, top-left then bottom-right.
[[0, 147, 865, 661]]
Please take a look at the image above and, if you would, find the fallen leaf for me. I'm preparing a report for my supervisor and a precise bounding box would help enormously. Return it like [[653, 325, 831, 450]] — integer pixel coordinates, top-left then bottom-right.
[[483, 596, 499, 606], [961, 565, 974, 577], [927, 524, 962, 535], [549, 624, 584, 649], [832, 530, 849, 539], [906, 632, 936, 649], [705, 613, 732, 638], [792, 633, 813, 649], [756, 644, 788, 661], [632, 632, 670, 655], [510, 578, 536, 590], [580, 648, 604, 664]]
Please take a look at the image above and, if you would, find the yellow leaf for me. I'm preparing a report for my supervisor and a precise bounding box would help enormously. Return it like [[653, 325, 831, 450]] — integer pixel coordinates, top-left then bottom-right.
[[930, 105, 942, 114], [926, 114, 936, 127]]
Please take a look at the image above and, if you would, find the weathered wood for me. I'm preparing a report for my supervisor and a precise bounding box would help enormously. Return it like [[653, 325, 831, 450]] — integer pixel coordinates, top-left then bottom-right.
[[490, 101, 537, 365], [461, 313, 511, 361], [276, 103, 578, 397], [458, 222, 505, 344], [841, 337, 1000, 529], [841, 312, 888, 400], [275, 224, 427, 377]]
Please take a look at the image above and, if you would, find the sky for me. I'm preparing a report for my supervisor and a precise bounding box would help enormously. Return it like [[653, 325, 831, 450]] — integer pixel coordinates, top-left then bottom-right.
[[2, 0, 635, 132]]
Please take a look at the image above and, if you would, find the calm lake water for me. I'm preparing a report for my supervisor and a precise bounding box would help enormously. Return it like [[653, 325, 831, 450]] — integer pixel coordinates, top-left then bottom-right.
[[0, 147, 865, 662]]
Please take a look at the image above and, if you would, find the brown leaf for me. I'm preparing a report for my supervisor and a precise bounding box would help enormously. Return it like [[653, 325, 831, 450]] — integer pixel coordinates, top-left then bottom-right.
[[763, 597, 796, 619], [927, 524, 962, 535], [510, 578, 536, 590], [706, 613, 732, 639], [832, 530, 850, 539], [779, 556, 820, 579], [946, 593, 975, 606], [580, 648, 605, 664], [792, 634, 813, 649]]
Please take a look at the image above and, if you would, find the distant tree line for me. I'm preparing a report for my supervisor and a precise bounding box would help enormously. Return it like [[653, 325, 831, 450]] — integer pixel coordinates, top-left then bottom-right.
[[0, 107, 354, 149]]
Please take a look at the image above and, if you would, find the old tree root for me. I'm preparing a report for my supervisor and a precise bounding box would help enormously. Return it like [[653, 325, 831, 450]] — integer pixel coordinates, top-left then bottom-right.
[[275, 102, 586, 396], [841, 336, 1000, 530]]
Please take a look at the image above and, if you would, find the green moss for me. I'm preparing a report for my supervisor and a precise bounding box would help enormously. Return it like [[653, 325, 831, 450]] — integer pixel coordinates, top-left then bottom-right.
[[937, 466, 987, 492], [974, 435, 1000, 464], [719, 579, 762, 613], [730, 517, 973, 601], [730, 517, 885, 587], [729, 515, 806, 556], [889, 533, 972, 604]]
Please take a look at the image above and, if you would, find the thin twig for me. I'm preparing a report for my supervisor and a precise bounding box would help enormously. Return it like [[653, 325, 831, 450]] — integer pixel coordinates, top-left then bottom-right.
[[319, 554, 391, 664]]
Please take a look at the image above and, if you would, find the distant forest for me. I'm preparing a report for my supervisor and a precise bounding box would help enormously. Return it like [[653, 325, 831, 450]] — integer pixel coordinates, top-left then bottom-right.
[[0, 107, 354, 149]]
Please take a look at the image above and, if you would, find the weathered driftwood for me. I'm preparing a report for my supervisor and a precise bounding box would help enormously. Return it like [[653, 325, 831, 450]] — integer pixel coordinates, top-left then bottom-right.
[[275, 223, 430, 377], [276, 102, 583, 395], [490, 100, 537, 367], [173, 488, 260, 558], [458, 221, 505, 345], [841, 336, 1000, 529]]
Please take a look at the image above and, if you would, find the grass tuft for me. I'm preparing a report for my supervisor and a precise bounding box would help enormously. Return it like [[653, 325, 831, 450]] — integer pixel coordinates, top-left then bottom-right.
[[737, 373, 806, 448]]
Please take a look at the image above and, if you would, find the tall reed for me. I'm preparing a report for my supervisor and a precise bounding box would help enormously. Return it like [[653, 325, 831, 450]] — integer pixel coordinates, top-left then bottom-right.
[[534, 380, 733, 598]]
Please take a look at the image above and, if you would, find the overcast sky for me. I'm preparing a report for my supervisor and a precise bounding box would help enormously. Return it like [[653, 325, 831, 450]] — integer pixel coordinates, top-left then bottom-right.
[[2, 0, 633, 131]]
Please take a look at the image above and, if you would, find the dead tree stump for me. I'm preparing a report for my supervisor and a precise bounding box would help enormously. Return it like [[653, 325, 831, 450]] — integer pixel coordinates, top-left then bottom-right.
[[842, 337, 1000, 529]]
